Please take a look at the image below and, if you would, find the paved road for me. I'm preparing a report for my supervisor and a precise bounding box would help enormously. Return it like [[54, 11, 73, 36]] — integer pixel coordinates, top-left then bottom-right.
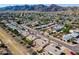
[[48, 36, 79, 52], [23, 25, 79, 52], [0, 27, 28, 55]]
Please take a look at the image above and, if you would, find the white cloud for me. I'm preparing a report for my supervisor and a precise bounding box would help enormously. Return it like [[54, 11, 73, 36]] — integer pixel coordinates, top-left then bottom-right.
[[0, 0, 79, 4]]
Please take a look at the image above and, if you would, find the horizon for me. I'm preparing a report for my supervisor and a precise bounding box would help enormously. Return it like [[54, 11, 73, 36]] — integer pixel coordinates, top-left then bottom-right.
[[0, 4, 79, 7]]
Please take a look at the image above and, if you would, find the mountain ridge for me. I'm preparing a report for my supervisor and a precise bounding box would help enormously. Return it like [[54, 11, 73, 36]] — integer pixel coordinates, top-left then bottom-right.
[[0, 4, 79, 12]]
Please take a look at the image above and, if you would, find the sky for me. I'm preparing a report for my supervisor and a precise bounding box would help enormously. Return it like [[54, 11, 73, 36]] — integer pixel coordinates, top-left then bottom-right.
[[0, 0, 79, 7], [0, 0, 79, 4], [58, 4, 79, 7]]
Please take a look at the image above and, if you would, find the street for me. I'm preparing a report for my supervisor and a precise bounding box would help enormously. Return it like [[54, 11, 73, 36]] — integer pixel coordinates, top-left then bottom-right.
[[0, 27, 28, 55], [24, 25, 79, 52]]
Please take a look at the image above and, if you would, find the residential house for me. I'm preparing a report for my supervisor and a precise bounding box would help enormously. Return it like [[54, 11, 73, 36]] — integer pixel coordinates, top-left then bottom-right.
[[42, 43, 63, 55]]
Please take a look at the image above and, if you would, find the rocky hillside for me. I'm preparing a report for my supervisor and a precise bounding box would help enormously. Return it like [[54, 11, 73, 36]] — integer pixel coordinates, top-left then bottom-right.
[[0, 4, 79, 12]]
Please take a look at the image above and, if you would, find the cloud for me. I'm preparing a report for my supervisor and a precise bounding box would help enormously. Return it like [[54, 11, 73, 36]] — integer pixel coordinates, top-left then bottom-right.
[[0, 0, 79, 4]]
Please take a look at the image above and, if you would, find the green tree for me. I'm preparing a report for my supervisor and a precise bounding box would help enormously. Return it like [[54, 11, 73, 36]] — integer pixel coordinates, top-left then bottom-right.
[[62, 24, 71, 33], [22, 37, 33, 45]]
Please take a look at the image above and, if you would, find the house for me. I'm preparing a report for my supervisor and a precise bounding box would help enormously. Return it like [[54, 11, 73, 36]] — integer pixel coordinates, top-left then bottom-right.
[[70, 29, 79, 33], [53, 24, 64, 32], [42, 43, 63, 55], [36, 25, 48, 29], [71, 32, 79, 38], [63, 32, 79, 41], [33, 38, 49, 51], [27, 34, 37, 41], [63, 34, 73, 41], [6, 23, 17, 30], [76, 38, 79, 43], [4, 20, 17, 30]]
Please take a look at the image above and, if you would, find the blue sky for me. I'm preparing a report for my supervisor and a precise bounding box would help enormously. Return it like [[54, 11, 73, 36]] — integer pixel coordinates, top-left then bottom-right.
[[57, 4, 79, 7], [0, 5, 15, 7], [0, 4, 79, 7]]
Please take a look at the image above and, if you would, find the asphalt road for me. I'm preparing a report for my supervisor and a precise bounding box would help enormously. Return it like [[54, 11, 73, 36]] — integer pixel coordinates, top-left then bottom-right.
[[24, 25, 79, 52], [48, 36, 79, 52], [0, 27, 28, 55]]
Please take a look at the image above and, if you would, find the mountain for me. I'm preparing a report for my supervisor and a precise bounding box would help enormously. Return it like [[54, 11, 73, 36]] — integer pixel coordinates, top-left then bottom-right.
[[46, 4, 64, 11], [0, 4, 65, 12], [0, 4, 79, 12]]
